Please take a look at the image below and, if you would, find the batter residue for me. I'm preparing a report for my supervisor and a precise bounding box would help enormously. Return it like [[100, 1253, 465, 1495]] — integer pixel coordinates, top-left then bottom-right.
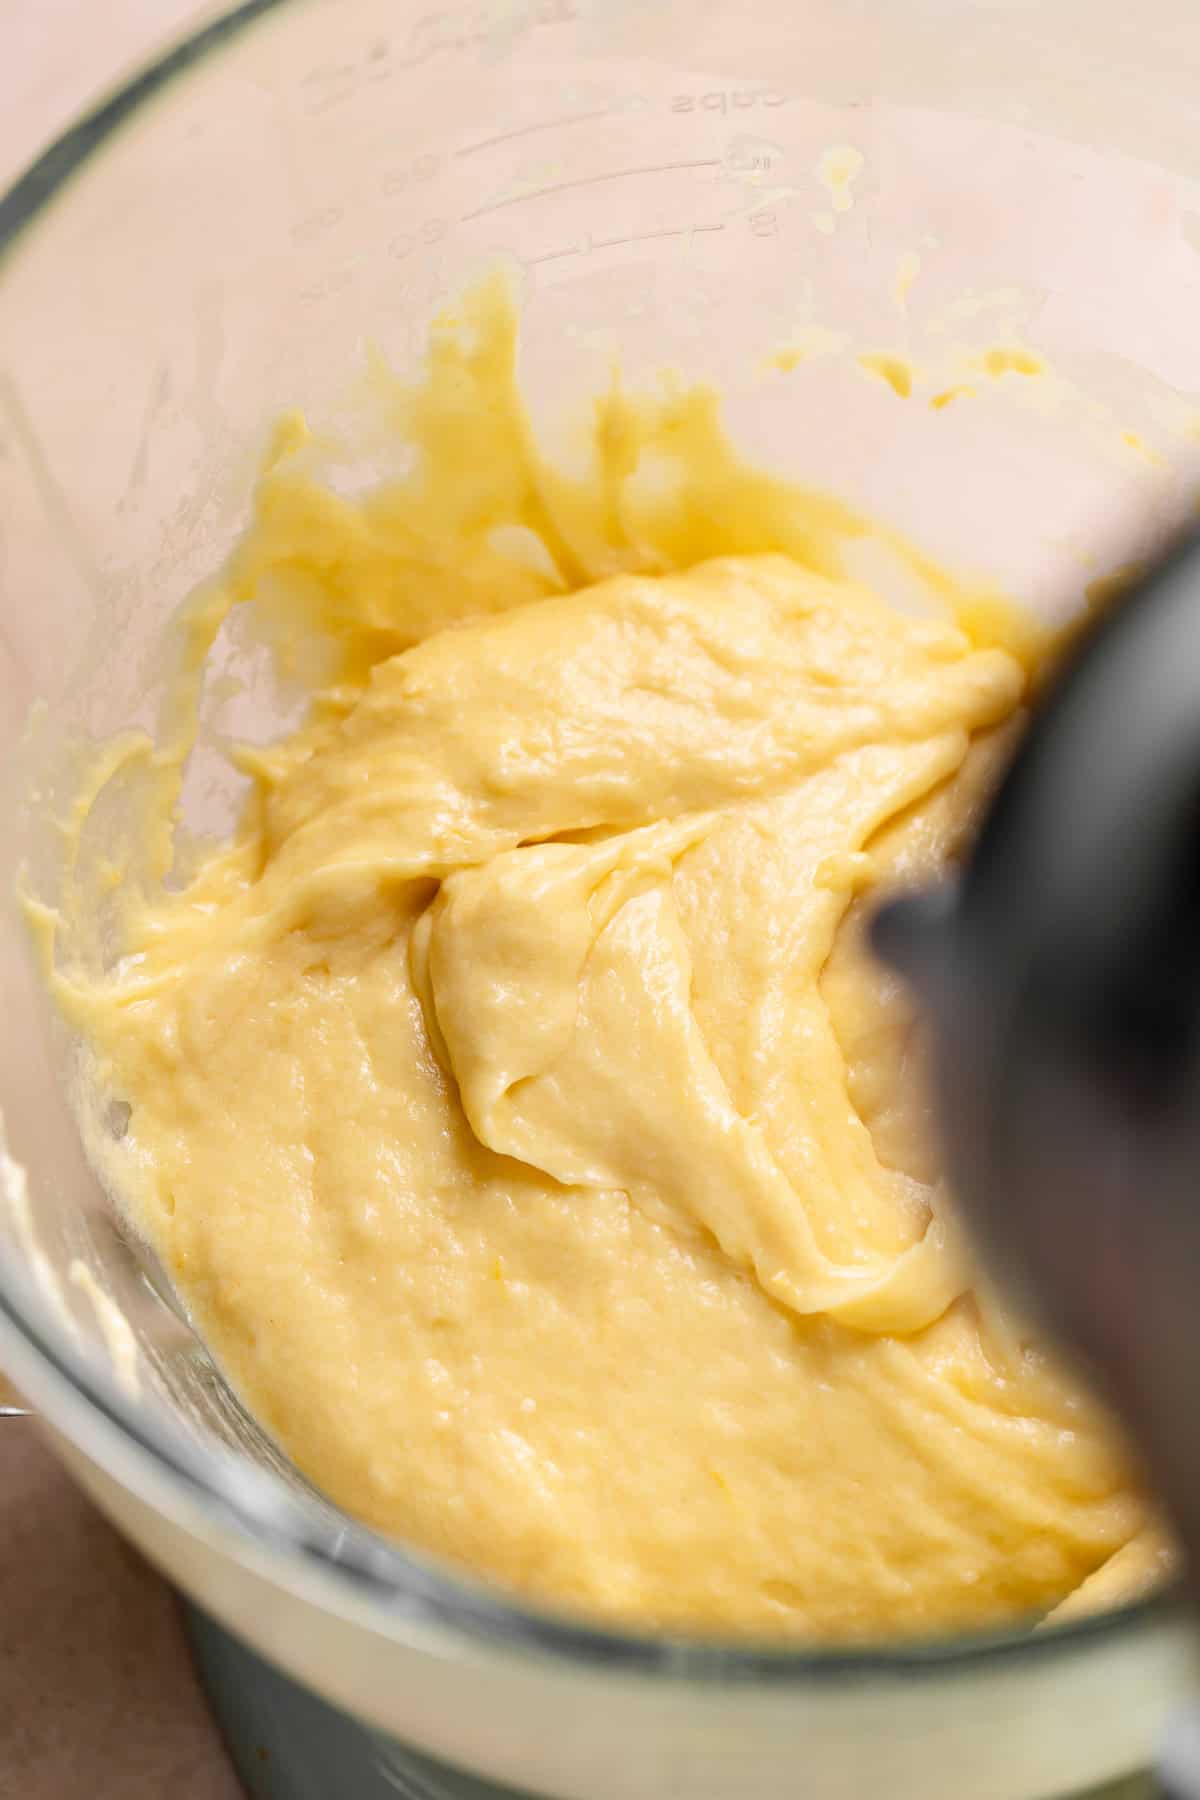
[[36, 278, 1159, 1640]]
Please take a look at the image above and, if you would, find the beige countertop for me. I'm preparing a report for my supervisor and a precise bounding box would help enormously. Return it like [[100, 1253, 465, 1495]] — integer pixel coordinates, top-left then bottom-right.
[[1, 7, 243, 1795], [0, 1424, 242, 1797]]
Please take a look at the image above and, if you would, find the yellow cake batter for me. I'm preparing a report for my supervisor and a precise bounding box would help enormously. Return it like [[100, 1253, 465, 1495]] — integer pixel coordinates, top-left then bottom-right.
[[34, 278, 1163, 1640]]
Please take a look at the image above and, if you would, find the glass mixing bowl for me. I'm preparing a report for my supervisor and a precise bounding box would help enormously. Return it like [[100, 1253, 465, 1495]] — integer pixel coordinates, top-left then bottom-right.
[[2, 3, 1200, 1795]]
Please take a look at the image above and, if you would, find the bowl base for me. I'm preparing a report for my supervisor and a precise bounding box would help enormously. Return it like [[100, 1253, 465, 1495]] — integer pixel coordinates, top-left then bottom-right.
[[183, 1601, 1156, 1800], [183, 1601, 536, 1800]]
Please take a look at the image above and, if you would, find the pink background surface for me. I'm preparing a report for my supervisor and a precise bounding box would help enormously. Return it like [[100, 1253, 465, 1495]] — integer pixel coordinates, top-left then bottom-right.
[[2, 3, 241, 1794]]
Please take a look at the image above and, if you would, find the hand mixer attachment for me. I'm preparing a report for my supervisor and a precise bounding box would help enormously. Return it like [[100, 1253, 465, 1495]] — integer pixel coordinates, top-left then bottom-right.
[[873, 534, 1200, 1593]]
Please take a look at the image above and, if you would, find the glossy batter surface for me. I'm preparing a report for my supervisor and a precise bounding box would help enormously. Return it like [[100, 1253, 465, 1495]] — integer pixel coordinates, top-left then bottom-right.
[[42, 281, 1155, 1640]]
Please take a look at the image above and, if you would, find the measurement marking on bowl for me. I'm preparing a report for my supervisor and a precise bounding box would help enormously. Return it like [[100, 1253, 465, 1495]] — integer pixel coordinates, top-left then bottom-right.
[[597, 227, 682, 247], [461, 159, 722, 222], [393, 0, 581, 73], [529, 222, 727, 265], [380, 154, 443, 196], [456, 107, 613, 159], [593, 224, 719, 249]]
